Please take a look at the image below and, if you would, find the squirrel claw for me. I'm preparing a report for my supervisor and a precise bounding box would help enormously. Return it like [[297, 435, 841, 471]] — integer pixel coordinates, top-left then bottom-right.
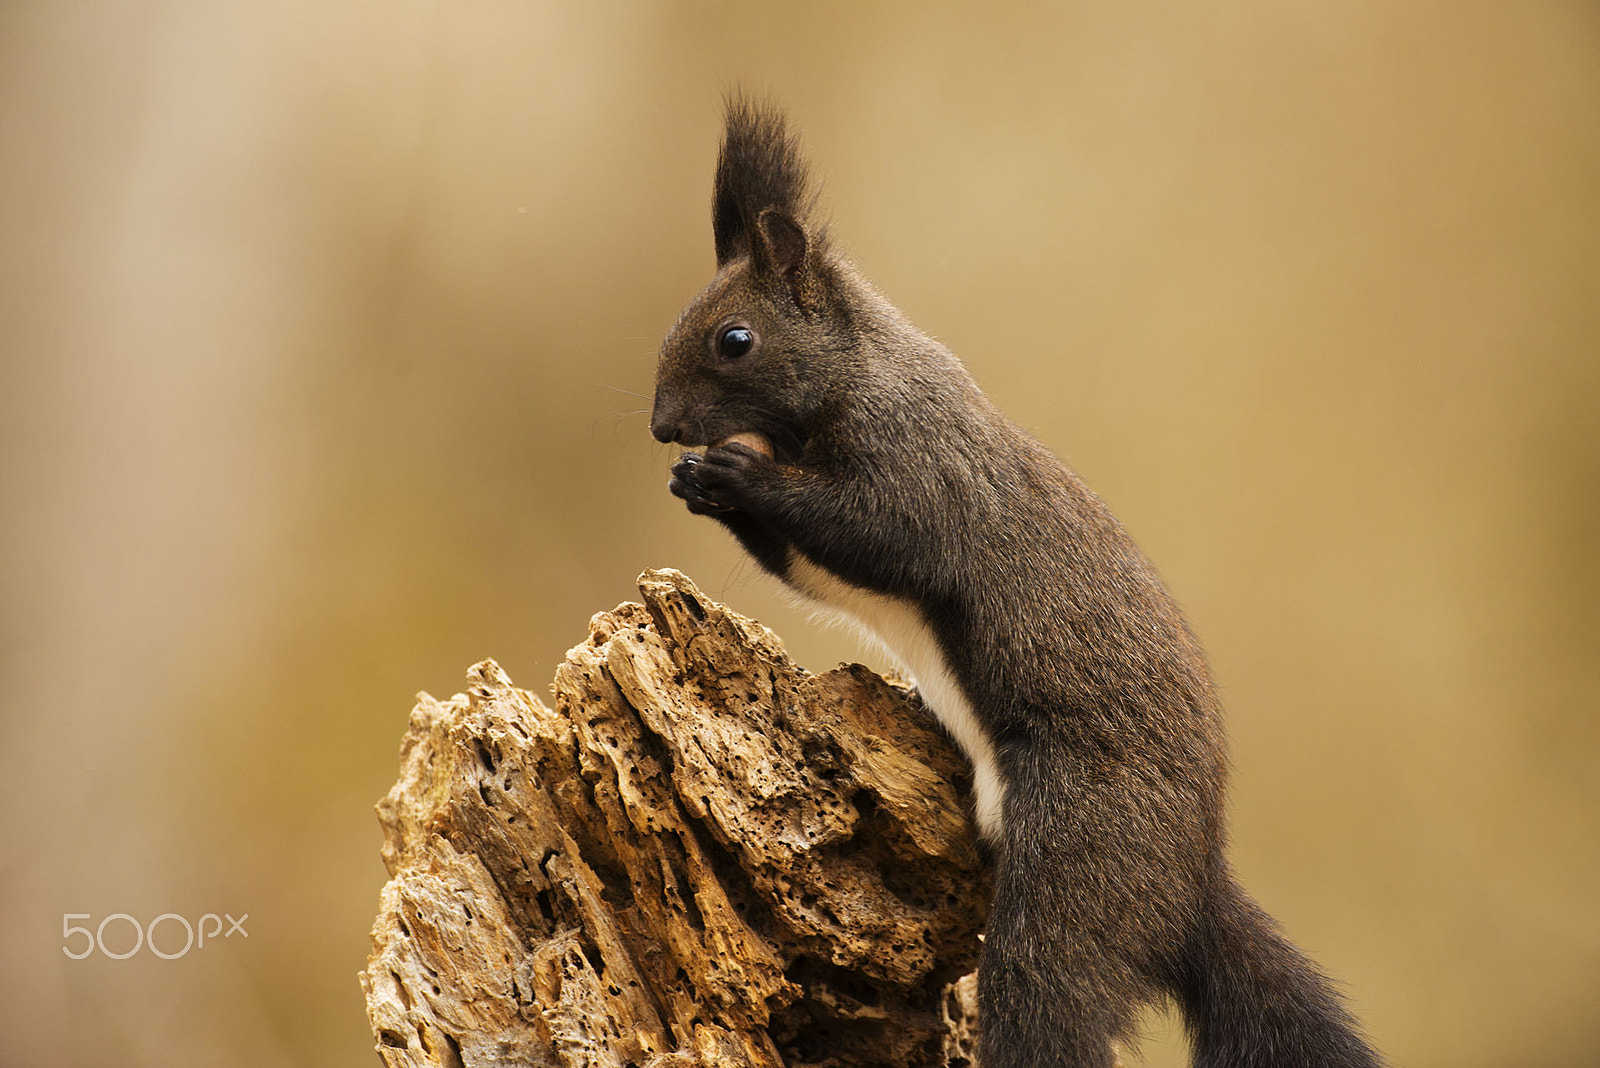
[[669, 452, 734, 515]]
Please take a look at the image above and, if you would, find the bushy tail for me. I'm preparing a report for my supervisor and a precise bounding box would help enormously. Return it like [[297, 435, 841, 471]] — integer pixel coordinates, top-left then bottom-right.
[[1174, 874, 1381, 1068]]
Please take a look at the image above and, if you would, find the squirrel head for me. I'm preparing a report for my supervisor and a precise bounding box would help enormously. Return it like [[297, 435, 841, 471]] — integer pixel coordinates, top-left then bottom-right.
[[651, 97, 854, 462]]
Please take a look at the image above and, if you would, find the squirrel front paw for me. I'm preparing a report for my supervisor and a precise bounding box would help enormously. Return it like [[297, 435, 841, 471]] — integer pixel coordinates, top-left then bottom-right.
[[669, 443, 770, 516], [669, 452, 724, 515]]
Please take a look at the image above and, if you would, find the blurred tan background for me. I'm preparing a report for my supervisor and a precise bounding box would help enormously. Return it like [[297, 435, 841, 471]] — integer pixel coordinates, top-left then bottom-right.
[[1, 2, 1596, 1065]]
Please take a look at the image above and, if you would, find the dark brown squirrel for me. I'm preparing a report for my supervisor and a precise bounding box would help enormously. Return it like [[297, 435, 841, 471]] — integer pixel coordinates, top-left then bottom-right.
[[650, 97, 1382, 1068]]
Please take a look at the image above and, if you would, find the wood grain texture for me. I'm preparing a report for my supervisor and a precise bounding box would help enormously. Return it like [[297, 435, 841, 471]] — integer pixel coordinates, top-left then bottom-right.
[[362, 568, 991, 1067]]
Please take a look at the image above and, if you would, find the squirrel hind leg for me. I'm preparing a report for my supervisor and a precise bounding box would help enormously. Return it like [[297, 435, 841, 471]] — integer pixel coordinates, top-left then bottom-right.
[[976, 865, 1147, 1068], [975, 935, 1137, 1068]]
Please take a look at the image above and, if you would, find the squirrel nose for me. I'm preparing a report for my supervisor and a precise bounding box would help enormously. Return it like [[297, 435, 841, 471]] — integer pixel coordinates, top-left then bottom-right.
[[649, 414, 681, 444], [650, 396, 686, 444]]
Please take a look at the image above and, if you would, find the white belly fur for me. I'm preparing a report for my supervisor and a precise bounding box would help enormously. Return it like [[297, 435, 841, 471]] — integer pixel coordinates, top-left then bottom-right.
[[783, 551, 1005, 840]]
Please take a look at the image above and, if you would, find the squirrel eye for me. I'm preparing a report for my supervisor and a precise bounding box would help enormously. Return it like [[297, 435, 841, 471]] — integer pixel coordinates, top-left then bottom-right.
[[717, 324, 756, 360]]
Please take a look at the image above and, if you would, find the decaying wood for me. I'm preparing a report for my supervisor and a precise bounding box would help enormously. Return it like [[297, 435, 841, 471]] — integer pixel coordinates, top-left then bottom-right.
[[361, 568, 991, 1067]]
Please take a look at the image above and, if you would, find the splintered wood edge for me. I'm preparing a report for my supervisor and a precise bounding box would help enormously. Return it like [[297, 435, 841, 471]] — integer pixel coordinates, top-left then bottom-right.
[[362, 568, 987, 1068]]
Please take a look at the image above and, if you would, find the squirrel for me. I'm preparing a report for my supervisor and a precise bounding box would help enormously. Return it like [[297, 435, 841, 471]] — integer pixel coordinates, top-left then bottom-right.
[[650, 97, 1382, 1068]]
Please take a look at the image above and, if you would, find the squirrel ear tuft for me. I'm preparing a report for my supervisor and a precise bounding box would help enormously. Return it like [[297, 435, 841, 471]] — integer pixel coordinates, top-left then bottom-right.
[[712, 94, 823, 268]]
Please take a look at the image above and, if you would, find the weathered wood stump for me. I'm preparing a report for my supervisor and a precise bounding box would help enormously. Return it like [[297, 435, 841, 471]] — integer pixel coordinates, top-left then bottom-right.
[[361, 568, 990, 1067]]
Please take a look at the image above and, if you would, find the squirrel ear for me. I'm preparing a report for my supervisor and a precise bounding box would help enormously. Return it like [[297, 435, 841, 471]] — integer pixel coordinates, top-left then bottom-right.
[[713, 97, 821, 269], [756, 208, 807, 275], [755, 208, 820, 307]]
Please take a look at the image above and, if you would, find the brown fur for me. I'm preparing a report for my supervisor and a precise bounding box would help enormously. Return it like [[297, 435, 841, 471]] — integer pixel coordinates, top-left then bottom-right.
[[651, 97, 1381, 1068]]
